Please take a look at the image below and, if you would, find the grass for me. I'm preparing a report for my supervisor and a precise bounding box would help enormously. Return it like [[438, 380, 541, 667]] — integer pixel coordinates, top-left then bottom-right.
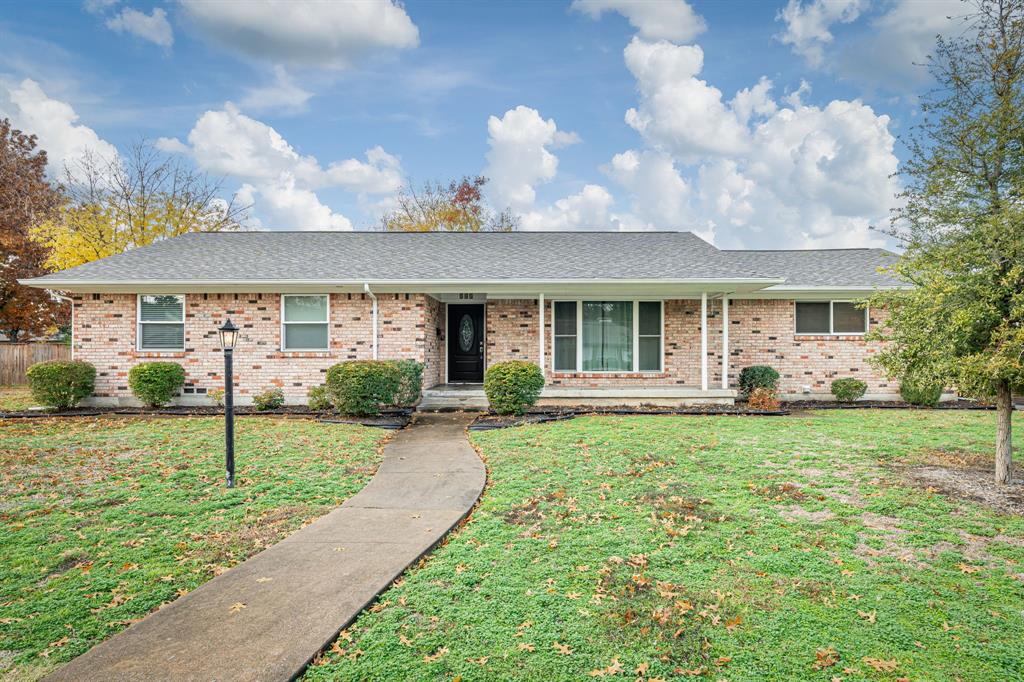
[[0, 416, 386, 681], [307, 410, 1024, 682], [0, 386, 37, 412]]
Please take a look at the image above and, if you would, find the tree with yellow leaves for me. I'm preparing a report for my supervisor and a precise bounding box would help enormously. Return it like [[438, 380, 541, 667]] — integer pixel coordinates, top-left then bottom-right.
[[33, 141, 248, 270]]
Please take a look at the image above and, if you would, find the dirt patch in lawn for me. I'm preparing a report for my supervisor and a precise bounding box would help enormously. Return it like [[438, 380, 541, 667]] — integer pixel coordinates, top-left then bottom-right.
[[903, 465, 1024, 515], [778, 505, 835, 523]]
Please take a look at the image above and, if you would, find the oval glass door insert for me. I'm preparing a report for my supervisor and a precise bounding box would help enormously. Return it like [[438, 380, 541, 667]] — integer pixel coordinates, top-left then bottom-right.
[[458, 314, 474, 352]]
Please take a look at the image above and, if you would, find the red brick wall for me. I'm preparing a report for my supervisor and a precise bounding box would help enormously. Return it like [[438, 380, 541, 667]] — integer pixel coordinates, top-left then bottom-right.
[[482, 298, 892, 395], [73, 293, 894, 403], [72, 293, 442, 403]]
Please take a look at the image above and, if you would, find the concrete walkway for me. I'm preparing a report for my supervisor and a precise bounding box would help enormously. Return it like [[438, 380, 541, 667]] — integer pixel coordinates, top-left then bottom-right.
[[47, 413, 485, 682]]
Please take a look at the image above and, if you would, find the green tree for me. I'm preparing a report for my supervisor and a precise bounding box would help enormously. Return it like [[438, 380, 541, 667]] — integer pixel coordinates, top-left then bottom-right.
[[380, 176, 517, 232], [869, 0, 1024, 483]]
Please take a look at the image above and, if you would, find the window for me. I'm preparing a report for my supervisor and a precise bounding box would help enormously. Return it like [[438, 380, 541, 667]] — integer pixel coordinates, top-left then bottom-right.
[[795, 301, 867, 335], [138, 294, 185, 351], [553, 301, 577, 371], [282, 295, 329, 350], [552, 300, 662, 372]]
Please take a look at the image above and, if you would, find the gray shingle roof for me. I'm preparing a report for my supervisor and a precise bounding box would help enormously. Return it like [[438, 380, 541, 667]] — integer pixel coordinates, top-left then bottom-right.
[[22, 231, 902, 288]]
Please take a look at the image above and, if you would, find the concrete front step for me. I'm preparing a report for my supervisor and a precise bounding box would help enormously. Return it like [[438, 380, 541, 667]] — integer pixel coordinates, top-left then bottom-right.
[[418, 384, 739, 411]]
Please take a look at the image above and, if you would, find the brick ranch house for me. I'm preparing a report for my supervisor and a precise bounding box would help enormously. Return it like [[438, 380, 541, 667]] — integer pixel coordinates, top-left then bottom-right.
[[22, 231, 906, 408]]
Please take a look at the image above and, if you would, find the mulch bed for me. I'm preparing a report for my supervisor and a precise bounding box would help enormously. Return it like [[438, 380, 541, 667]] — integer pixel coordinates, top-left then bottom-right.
[[0, 405, 412, 430], [789, 398, 996, 410]]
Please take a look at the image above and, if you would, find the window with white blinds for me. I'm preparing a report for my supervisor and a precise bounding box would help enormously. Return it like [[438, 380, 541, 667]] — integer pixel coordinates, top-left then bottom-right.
[[282, 295, 329, 350], [137, 295, 185, 350]]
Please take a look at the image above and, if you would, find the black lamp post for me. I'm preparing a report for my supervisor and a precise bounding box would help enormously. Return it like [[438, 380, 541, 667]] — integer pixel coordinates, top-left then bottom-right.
[[218, 319, 239, 488]]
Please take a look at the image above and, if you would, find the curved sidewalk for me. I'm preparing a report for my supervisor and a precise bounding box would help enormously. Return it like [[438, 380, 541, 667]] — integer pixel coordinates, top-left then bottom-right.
[[47, 412, 485, 682]]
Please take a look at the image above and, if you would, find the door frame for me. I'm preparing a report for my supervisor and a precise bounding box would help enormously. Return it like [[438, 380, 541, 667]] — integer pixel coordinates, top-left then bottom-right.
[[444, 302, 486, 384]]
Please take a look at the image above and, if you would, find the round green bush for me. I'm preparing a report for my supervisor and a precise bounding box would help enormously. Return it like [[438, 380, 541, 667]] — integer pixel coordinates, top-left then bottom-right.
[[128, 362, 185, 407], [831, 377, 867, 403], [738, 365, 780, 396], [484, 360, 544, 416], [393, 359, 424, 408], [252, 387, 285, 411], [326, 361, 402, 416], [900, 379, 943, 407], [307, 384, 332, 411], [25, 360, 96, 410]]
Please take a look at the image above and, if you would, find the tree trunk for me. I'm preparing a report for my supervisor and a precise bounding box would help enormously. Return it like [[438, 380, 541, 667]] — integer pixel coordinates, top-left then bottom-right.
[[995, 380, 1014, 484]]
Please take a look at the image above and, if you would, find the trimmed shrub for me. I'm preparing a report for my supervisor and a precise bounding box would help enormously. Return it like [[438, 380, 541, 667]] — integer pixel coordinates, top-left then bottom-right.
[[252, 387, 285, 411], [484, 361, 544, 416], [25, 360, 96, 410], [393, 359, 424, 408], [128, 362, 185, 407], [307, 384, 332, 411], [831, 377, 867, 403], [738, 365, 780, 396], [747, 387, 780, 411], [900, 379, 943, 407], [207, 388, 225, 407], [326, 361, 402, 416]]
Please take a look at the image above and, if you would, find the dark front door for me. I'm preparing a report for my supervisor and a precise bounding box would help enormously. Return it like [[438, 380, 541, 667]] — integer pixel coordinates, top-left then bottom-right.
[[447, 304, 484, 382]]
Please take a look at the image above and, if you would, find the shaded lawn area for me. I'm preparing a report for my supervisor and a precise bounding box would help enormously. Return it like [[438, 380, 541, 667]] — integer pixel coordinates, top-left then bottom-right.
[[0, 416, 385, 681], [0, 386, 37, 412], [308, 410, 1024, 682]]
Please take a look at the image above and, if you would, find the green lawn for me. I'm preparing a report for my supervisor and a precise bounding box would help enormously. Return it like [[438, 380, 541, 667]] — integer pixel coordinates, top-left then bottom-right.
[[307, 410, 1024, 682], [0, 416, 385, 681], [0, 386, 37, 412]]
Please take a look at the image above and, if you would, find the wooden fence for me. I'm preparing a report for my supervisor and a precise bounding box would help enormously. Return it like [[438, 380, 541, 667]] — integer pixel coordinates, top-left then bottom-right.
[[0, 343, 71, 384]]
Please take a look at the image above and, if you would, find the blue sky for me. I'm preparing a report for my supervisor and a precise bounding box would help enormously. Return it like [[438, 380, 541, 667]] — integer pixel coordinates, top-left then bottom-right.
[[0, 0, 963, 248]]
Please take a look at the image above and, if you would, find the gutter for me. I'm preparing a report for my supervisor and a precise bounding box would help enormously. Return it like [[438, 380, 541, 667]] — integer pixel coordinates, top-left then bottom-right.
[[363, 283, 378, 360], [52, 293, 74, 361]]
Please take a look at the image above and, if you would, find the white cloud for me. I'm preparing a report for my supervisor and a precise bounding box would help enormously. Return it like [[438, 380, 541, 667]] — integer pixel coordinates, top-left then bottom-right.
[[730, 76, 778, 126], [623, 38, 749, 158], [775, 0, 865, 68], [571, 0, 706, 43], [484, 105, 578, 212], [520, 184, 616, 231], [837, 0, 965, 91], [105, 7, 174, 47], [0, 78, 117, 172], [603, 149, 690, 229], [168, 103, 404, 230], [240, 174, 353, 231], [239, 66, 313, 113], [180, 0, 419, 69]]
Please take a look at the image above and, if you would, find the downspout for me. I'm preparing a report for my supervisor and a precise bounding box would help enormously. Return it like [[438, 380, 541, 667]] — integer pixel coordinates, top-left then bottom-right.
[[53, 292, 74, 361], [363, 283, 378, 360]]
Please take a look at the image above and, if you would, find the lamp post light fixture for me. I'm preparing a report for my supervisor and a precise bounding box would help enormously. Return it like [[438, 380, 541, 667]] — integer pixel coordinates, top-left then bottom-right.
[[218, 319, 239, 488]]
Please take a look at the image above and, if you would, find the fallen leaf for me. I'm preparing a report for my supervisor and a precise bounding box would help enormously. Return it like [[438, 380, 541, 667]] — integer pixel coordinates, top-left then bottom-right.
[[725, 615, 743, 631], [229, 602, 246, 613], [863, 657, 898, 672], [857, 610, 877, 624], [518, 642, 535, 652], [813, 647, 840, 670], [423, 646, 449, 663], [553, 641, 572, 655]]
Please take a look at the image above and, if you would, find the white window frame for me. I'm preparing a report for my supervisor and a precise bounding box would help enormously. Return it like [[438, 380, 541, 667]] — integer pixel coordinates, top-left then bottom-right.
[[136, 294, 185, 352], [551, 299, 664, 373], [794, 300, 868, 336], [281, 294, 330, 351]]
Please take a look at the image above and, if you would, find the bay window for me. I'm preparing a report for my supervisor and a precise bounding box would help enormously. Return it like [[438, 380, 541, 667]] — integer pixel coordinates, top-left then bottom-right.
[[553, 300, 662, 372], [282, 294, 329, 350], [137, 294, 185, 351], [795, 301, 868, 334]]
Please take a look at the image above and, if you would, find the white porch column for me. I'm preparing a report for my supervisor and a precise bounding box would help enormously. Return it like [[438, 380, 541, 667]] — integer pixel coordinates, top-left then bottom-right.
[[538, 293, 545, 374], [700, 291, 708, 391], [721, 294, 729, 390]]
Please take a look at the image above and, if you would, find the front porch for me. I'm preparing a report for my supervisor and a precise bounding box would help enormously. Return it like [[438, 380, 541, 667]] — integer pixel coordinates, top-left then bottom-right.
[[419, 383, 738, 411]]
